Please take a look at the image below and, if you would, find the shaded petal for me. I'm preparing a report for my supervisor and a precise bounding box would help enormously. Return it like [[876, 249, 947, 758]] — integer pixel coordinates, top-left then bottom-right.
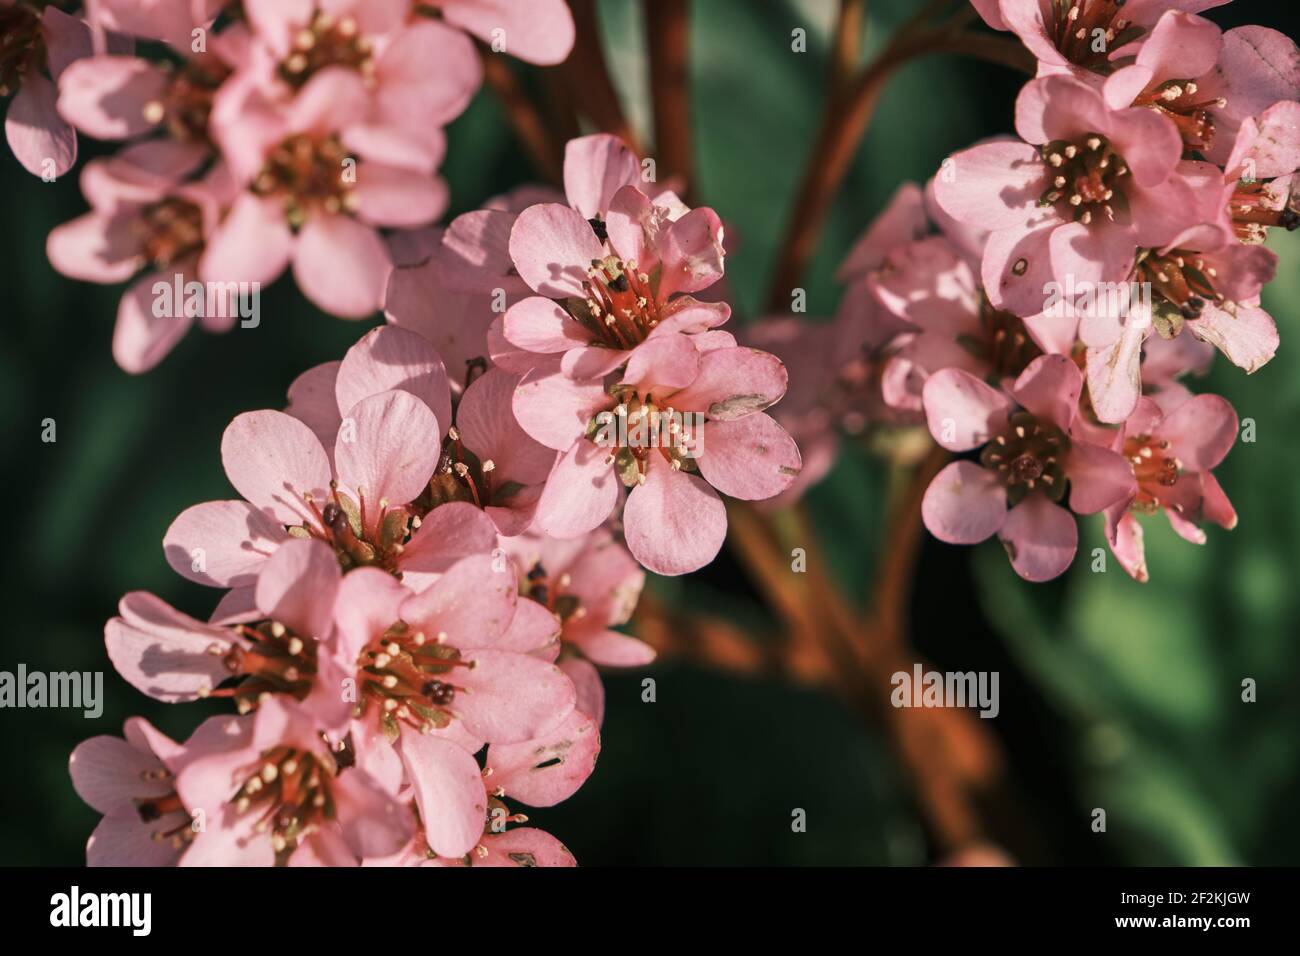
[[921, 461, 1007, 544]]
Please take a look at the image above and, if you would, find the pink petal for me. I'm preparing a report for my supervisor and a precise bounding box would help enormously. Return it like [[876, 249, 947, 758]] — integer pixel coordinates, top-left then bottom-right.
[[199, 193, 293, 286], [454, 649, 576, 743], [375, 19, 480, 127], [441, 0, 576, 65], [400, 553, 518, 650], [663, 346, 787, 419], [222, 409, 332, 526], [105, 593, 233, 702], [485, 708, 599, 807], [397, 502, 500, 589], [921, 461, 1007, 544], [56, 56, 167, 139], [293, 213, 390, 318], [921, 368, 1012, 451], [6, 73, 76, 177], [1066, 441, 1137, 514], [335, 390, 442, 515], [254, 537, 341, 638], [504, 295, 593, 353], [563, 133, 641, 217], [46, 210, 138, 283], [1105, 505, 1148, 582], [354, 162, 447, 228], [508, 203, 604, 299], [657, 207, 726, 300], [532, 439, 620, 538], [623, 460, 726, 575], [1153, 393, 1237, 471], [697, 412, 801, 501], [513, 365, 611, 451], [998, 495, 1078, 582], [332, 770, 413, 859], [163, 500, 288, 588], [112, 270, 194, 374], [1188, 302, 1278, 373], [397, 733, 486, 858], [456, 368, 556, 485], [286, 360, 343, 452], [1011, 353, 1082, 432], [70, 733, 171, 816], [932, 140, 1047, 231], [569, 628, 656, 667], [336, 325, 452, 437], [1085, 319, 1148, 424]]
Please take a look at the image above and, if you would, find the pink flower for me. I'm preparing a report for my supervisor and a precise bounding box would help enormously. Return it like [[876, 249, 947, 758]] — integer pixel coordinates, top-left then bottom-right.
[[1, 2, 91, 176], [69, 713, 250, 866], [327, 554, 576, 856], [1082, 223, 1278, 422], [45, 145, 240, 372], [92, 0, 226, 46], [70, 717, 190, 866], [105, 538, 353, 732], [174, 697, 413, 866], [499, 134, 730, 380], [517, 335, 802, 575], [56, 34, 236, 170], [202, 38, 461, 315], [286, 325, 556, 535], [367, 814, 577, 867], [934, 74, 1198, 318], [424, 0, 576, 66], [993, 0, 1232, 80], [920, 354, 1136, 581], [498, 527, 649, 718], [1103, 392, 1238, 582], [165, 376, 496, 598]]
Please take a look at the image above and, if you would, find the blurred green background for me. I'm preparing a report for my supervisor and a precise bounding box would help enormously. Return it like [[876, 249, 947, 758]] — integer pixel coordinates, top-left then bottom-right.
[[1, 0, 1296, 865]]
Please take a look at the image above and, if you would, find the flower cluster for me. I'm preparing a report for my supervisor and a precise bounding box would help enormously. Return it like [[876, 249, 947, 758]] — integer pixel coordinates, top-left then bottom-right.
[[754, 1, 1297, 582], [32, 0, 573, 371], [69, 127, 801, 863]]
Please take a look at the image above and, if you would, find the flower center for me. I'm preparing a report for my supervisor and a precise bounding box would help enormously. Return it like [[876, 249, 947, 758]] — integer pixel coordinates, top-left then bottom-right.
[[587, 389, 698, 486], [135, 197, 205, 269], [1123, 433, 1180, 511], [1230, 180, 1300, 244], [524, 561, 585, 623], [143, 58, 230, 143], [1136, 247, 1223, 338], [293, 482, 415, 576], [1039, 134, 1130, 226], [232, 747, 336, 864], [252, 133, 357, 228], [422, 425, 523, 512], [279, 12, 374, 89], [201, 620, 319, 714], [1131, 80, 1221, 151], [572, 253, 662, 350], [1050, 0, 1141, 72], [133, 771, 194, 851], [0, 5, 45, 98], [354, 621, 475, 737], [960, 296, 1043, 380], [980, 411, 1069, 505]]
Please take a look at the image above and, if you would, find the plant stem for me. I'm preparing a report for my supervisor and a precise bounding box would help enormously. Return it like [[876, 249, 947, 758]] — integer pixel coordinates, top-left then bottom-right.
[[644, 0, 693, 191], [561, 0, 641, 152], [480, 52, 565, 185], [765, 30, 1033, 311]]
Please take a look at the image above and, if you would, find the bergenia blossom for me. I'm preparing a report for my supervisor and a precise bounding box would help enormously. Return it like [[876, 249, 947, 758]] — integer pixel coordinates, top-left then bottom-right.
[[921, 354, 1135, 581], [1, 1, 90, 176], [1103, 392, 1238, 582], [517, 334, 802, 575]]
